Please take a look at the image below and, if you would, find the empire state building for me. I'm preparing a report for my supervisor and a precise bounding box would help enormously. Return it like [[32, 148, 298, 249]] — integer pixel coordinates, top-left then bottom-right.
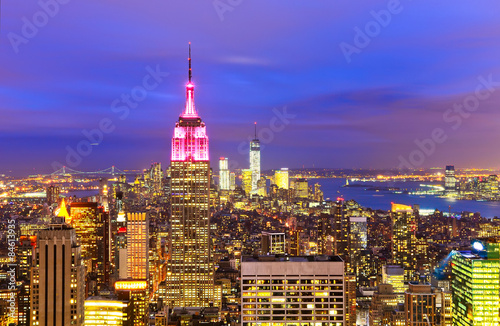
[[165, 44, 215, 307]]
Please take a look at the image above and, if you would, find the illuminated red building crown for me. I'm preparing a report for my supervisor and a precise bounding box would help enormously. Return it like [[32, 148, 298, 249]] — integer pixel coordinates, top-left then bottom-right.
[[171, 43, 209, 161]]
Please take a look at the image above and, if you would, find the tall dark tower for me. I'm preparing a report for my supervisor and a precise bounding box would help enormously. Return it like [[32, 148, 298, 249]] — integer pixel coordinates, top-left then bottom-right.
[[165, 44, 215, 307]]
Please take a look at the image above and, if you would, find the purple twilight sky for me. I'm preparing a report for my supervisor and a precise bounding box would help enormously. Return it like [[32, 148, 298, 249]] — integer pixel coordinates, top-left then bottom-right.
[[1, 0, 500, 176]]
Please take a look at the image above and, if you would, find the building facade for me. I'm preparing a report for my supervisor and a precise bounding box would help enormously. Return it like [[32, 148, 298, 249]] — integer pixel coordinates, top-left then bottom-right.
[[165, 46, 215, 307], [249, 123, 260, 194], [30, 224, 85, 326], [241, 255, 345, 326]]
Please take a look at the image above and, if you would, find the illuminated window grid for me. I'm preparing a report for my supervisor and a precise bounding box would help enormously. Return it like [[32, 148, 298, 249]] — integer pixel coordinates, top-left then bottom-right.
[[166, 160, 215, 307], [452, 252, 500, 326], [84, 299, 128, 325], [241, 258, 345, 325]]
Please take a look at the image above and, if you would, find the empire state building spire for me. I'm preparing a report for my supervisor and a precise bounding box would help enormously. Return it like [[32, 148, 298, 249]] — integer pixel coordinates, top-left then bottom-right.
[[182, 42, 198, 118], [171, 43, 209, 162]]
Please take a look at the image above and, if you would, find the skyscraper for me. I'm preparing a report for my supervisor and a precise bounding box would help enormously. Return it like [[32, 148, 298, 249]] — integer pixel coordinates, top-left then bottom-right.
[[444, 165, 457, 195], [249, 122, 260, 194], [127, 212, 149, 280], [294, 178, 309, 198], [452, 240, 500, 326], [69, 202, 109, 293], [30, 224, 85, 326], [241, 169, 253, 195], [274, 168, 289, 189], [218, 157, 230, 191], [45, 185, 60, 205], [166, 44, 215, 307], [391, 203, 417, 281]]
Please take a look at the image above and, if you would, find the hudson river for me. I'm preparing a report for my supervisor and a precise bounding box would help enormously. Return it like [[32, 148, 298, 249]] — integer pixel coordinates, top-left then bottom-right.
[[314, 178, 500, 218]]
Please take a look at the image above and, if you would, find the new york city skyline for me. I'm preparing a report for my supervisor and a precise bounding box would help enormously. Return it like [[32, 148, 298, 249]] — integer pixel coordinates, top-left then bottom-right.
[[2, 1, 500, 176]]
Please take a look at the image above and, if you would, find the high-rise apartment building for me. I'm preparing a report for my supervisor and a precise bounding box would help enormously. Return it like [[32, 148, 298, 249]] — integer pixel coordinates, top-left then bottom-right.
[[391, 203, 417, 281], [249, 122, 260, 194], [165, 45, 215, 307], [274, 168, 289, 189], [241, 255, 345, 325], [127, 212, 149, 280], [30, 224, 85, 326], [219, 157, 230, 191]]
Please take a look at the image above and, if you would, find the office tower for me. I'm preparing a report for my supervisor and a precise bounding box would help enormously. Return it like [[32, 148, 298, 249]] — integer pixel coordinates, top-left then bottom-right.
[[241, 169, 253, 195], [84, 297, 131, 326], [274, 168, 289, 189], [241, 255, 345, 325], [69, 202, 98, 269], [452, 240, 500, 326], [261, 232, 286, 254], [70, 202, 109, 293], [229, 172, 236, 190], [249, 122, 260, 194], [391, 203, 417, 281], [30, 224, 85, 326], [486, 174, 499, 199], [166, 45, 215, 307], [382, 265, 407, 296], [404, 282, 436, 325], [115, 280, 148, 326], [369, 284, 399, 326], [219, 157, 230, 190], [294, 178, 308, 198], [46, 185, 60, 205], [444, 165, 457, 195], [127, 212, 149, 280]]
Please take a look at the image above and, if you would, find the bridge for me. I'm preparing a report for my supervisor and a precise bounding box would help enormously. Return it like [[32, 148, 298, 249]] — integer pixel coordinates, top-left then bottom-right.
[[50, 166, 139, 176]]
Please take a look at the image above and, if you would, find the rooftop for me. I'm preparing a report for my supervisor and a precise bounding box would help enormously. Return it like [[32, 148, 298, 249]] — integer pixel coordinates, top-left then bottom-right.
[[242, 254, 343, 263]]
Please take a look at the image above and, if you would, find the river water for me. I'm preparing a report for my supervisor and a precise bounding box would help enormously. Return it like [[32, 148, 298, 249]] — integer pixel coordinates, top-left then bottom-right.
[[313, 178, 500, 218]]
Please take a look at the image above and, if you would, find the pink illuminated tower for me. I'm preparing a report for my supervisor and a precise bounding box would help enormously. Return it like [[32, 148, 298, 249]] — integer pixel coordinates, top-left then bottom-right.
[[165, 44, 215, 307]]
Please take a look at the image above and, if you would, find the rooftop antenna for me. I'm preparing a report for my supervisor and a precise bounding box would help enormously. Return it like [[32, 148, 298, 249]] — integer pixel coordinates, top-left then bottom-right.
[[188, 42, 192, 82], [254, 122, 257, 139]]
